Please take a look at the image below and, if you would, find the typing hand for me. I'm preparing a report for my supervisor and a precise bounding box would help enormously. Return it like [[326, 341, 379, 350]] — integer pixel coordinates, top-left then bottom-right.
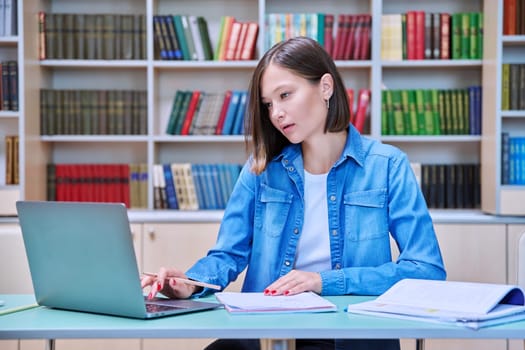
[[263, 269, 322, 296], [140, 267, 197, 300]]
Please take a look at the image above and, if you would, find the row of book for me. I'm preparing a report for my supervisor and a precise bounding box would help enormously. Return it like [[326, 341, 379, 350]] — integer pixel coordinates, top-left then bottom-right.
[[4, 135, 18, 185], [382, 12, 483, 61], [46, 163, 144, 208], [0, 0, 17, 37], [153, 163, 242, 210], [501, 133, 525, 185], [503, 0, 525, 35], [502, 64, 525, 111], [381, 86, 482, 136], [40, 89, 147, 136], [1, 60, 18, 111], [265, 13, 371, 61], [412, 163, 481, 209], [38, 12, 147, 60], [165, 90, 247, 136], [153, 14, 259, 61]]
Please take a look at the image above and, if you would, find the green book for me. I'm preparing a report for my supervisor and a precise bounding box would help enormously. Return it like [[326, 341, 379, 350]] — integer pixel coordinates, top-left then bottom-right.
[[382, 90, 395, 135], [450, 89, 460, 134], [430, 89, 441, 135], [173, 15, 191, 60], [401, 89, 418, 135], [197, 16, 214, 60], [392, 90, 405, 135], [451, 13, 462, 59], [460, 13, 470, 59], [166, 90, 185, 134], [469, 12, 479, 59], [423, 89, 435, 135], [381, 90, 388, 135], [437, 90, 447, 134], [317, 13, 325, 46], [174, 91, 193, 134], [415, 89, 426, 135], [477, 12, 483, 59]]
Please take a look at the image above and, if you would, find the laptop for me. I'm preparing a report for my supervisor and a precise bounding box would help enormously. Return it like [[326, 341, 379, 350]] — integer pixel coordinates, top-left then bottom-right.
[[16, 200, 221, 319]]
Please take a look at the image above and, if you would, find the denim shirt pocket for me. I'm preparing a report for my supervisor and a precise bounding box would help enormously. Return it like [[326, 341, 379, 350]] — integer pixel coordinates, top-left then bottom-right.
[[343, 188, 388, 241], [256, 184, 293, 237]]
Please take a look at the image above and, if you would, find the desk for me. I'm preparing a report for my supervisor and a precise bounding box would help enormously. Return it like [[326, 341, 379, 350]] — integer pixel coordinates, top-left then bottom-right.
[[1, 295, 525, 350]]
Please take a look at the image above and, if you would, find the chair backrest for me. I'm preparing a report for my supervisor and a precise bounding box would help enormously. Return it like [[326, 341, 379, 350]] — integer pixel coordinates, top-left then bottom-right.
[[519, 232, 525, 290]]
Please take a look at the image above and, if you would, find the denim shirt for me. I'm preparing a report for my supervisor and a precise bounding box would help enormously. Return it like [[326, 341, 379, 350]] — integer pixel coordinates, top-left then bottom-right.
[[186, 125, 446, 297]]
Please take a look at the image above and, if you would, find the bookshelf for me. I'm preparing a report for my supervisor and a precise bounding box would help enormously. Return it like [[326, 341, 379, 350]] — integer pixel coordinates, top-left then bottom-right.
[[5, 0, 517, 218], [481, 0, 525, 215], [0, 0, 23, 216]]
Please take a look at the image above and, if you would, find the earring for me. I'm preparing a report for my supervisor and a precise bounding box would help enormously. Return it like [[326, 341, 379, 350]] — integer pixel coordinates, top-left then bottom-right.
[[326, 98, 330, 110]]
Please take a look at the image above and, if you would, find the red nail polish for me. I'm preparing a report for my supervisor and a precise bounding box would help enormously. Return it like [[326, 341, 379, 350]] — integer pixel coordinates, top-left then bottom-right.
[[147, 292, 154, 300], [264, 289, 269, 295], [156, 283, 162, 291], [284, 290, 290, 295], [271, 290, 277, 295]]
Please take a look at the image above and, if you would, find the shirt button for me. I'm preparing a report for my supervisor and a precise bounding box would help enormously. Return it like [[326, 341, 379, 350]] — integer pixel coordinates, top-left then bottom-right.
[[332, 230, 337, 236], [330, 195, 336, 201], [335, 264, 341, 269], [284, 159, 289, 164], [294, 228, 299, 234], [285, 261, 291, 266], [288, 166, 295, 172]]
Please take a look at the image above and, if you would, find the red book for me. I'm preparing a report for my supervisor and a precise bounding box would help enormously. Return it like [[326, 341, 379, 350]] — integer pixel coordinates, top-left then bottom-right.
[[225, 21, 242, 60], [415, 11, 425, 60], [406, 11, 417, 60], [343, 15, 357, 60], [121, 164, 130, 208], [440, 13, 451, 59], [323, 14, 334, 55], [180, 90, 202, 135], [55, 164, 66, 201], [358, 15, 372, 60], [215, 90, 233, 134], [504, 0, 517, 35], [346, 88, 355, 125], [332, 14, 346, 59], [354, 89, 371, 133], [240, 22, 258, 60]]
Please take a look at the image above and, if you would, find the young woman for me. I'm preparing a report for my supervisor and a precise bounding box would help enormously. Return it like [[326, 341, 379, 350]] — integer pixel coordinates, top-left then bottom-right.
[[142, 36, 446, 350]]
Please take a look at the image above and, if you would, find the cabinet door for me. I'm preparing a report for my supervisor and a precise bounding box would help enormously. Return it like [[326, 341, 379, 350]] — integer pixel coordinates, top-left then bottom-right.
[[424, 223, 507, 350], [0, 224, 33, 294], [142, 222, 229, 350], [507, 224, 525, 350]]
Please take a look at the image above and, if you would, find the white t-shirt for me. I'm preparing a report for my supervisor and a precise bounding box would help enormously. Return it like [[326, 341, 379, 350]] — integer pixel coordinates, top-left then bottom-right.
[[294, 170, 331, 272]]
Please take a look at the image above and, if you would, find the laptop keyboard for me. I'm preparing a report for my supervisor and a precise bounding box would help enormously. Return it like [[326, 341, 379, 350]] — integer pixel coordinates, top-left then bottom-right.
[[146, 303, 185, 313]]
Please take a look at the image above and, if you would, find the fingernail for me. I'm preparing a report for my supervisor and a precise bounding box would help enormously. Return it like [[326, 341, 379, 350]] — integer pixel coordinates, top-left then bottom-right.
[[147, 292, 154, 300], [156, 283, 161, 291], [271, 290, 277, 295], [284, 290, 290, 295], [264, 289, 270, 295]]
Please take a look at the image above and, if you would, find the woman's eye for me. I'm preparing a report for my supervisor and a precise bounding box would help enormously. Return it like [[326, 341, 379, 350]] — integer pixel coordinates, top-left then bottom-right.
[[280, 92, 289, 99], [263, 102, 272, 109]]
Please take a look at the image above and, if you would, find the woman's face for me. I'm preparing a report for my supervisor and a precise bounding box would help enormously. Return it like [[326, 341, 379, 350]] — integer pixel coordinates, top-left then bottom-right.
[[260, 63, 329, 144]]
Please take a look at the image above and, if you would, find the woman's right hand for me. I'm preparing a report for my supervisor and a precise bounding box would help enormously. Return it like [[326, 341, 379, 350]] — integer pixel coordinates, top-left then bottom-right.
[[140, 267, 197, 300]]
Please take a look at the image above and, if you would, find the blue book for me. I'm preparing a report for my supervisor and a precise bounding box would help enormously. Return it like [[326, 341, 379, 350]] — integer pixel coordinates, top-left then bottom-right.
[[191, 164, 207, 209], [221, 90, 242, 135], [232, 91, 248, 135], [162, 164, 178, 209]]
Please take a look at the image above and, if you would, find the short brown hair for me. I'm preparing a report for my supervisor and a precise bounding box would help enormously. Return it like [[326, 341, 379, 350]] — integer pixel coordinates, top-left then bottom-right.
[[245, 36, 350, 174]]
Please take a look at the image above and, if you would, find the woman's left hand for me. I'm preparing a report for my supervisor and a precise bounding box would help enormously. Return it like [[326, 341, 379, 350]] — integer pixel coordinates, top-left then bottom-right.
[[263, 269, 322, 296]]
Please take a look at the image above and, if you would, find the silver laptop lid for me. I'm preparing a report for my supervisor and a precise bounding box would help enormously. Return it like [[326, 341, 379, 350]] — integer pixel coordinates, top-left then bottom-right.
[[16, 201, 148, 318]]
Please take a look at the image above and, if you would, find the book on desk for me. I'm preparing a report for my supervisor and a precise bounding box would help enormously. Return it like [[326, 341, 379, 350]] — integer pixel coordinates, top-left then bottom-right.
[[346, 278, 525, 330]]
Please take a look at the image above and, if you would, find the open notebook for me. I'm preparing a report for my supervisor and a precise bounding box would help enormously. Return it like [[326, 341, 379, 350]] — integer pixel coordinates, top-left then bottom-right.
[[16, 201, 220, 319]]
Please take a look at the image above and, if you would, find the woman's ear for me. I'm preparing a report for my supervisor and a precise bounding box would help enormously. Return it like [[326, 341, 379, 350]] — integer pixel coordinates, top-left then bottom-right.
[[320, 73, 334, 100]]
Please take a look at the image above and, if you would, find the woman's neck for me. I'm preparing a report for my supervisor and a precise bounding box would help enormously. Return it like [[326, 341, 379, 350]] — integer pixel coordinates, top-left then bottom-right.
[[301, 130, 347, 174]]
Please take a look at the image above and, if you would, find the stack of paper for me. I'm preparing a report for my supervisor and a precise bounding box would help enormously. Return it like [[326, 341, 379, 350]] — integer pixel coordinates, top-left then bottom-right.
[[346, 279, 525, 329], [215, 291, 337, 314]]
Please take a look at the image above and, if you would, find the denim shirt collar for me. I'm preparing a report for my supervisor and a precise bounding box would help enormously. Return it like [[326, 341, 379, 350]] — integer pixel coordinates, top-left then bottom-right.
[[274, 124, 366, 171]]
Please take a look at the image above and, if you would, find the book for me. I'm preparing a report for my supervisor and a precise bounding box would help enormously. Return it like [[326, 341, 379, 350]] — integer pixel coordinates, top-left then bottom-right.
[[346, 279, 525, 330], [215, 291, 337, 314], [240, 21, 258, 60]]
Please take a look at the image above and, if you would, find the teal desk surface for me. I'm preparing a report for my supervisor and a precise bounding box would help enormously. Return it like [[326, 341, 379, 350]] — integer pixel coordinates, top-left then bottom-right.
[[1, 294, 525, 340]]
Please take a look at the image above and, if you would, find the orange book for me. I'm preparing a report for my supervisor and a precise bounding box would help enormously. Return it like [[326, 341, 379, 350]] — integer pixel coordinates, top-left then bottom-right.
[[504, 0, 517, 35], [215, 90, 233, 134], [353, 89, 371, 133], [180, 90, 202, 135], [440, 13, 451, 59], [240, 22, 259, 60], [218, 16, 235, 60], [225, 21, 242, 60]]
